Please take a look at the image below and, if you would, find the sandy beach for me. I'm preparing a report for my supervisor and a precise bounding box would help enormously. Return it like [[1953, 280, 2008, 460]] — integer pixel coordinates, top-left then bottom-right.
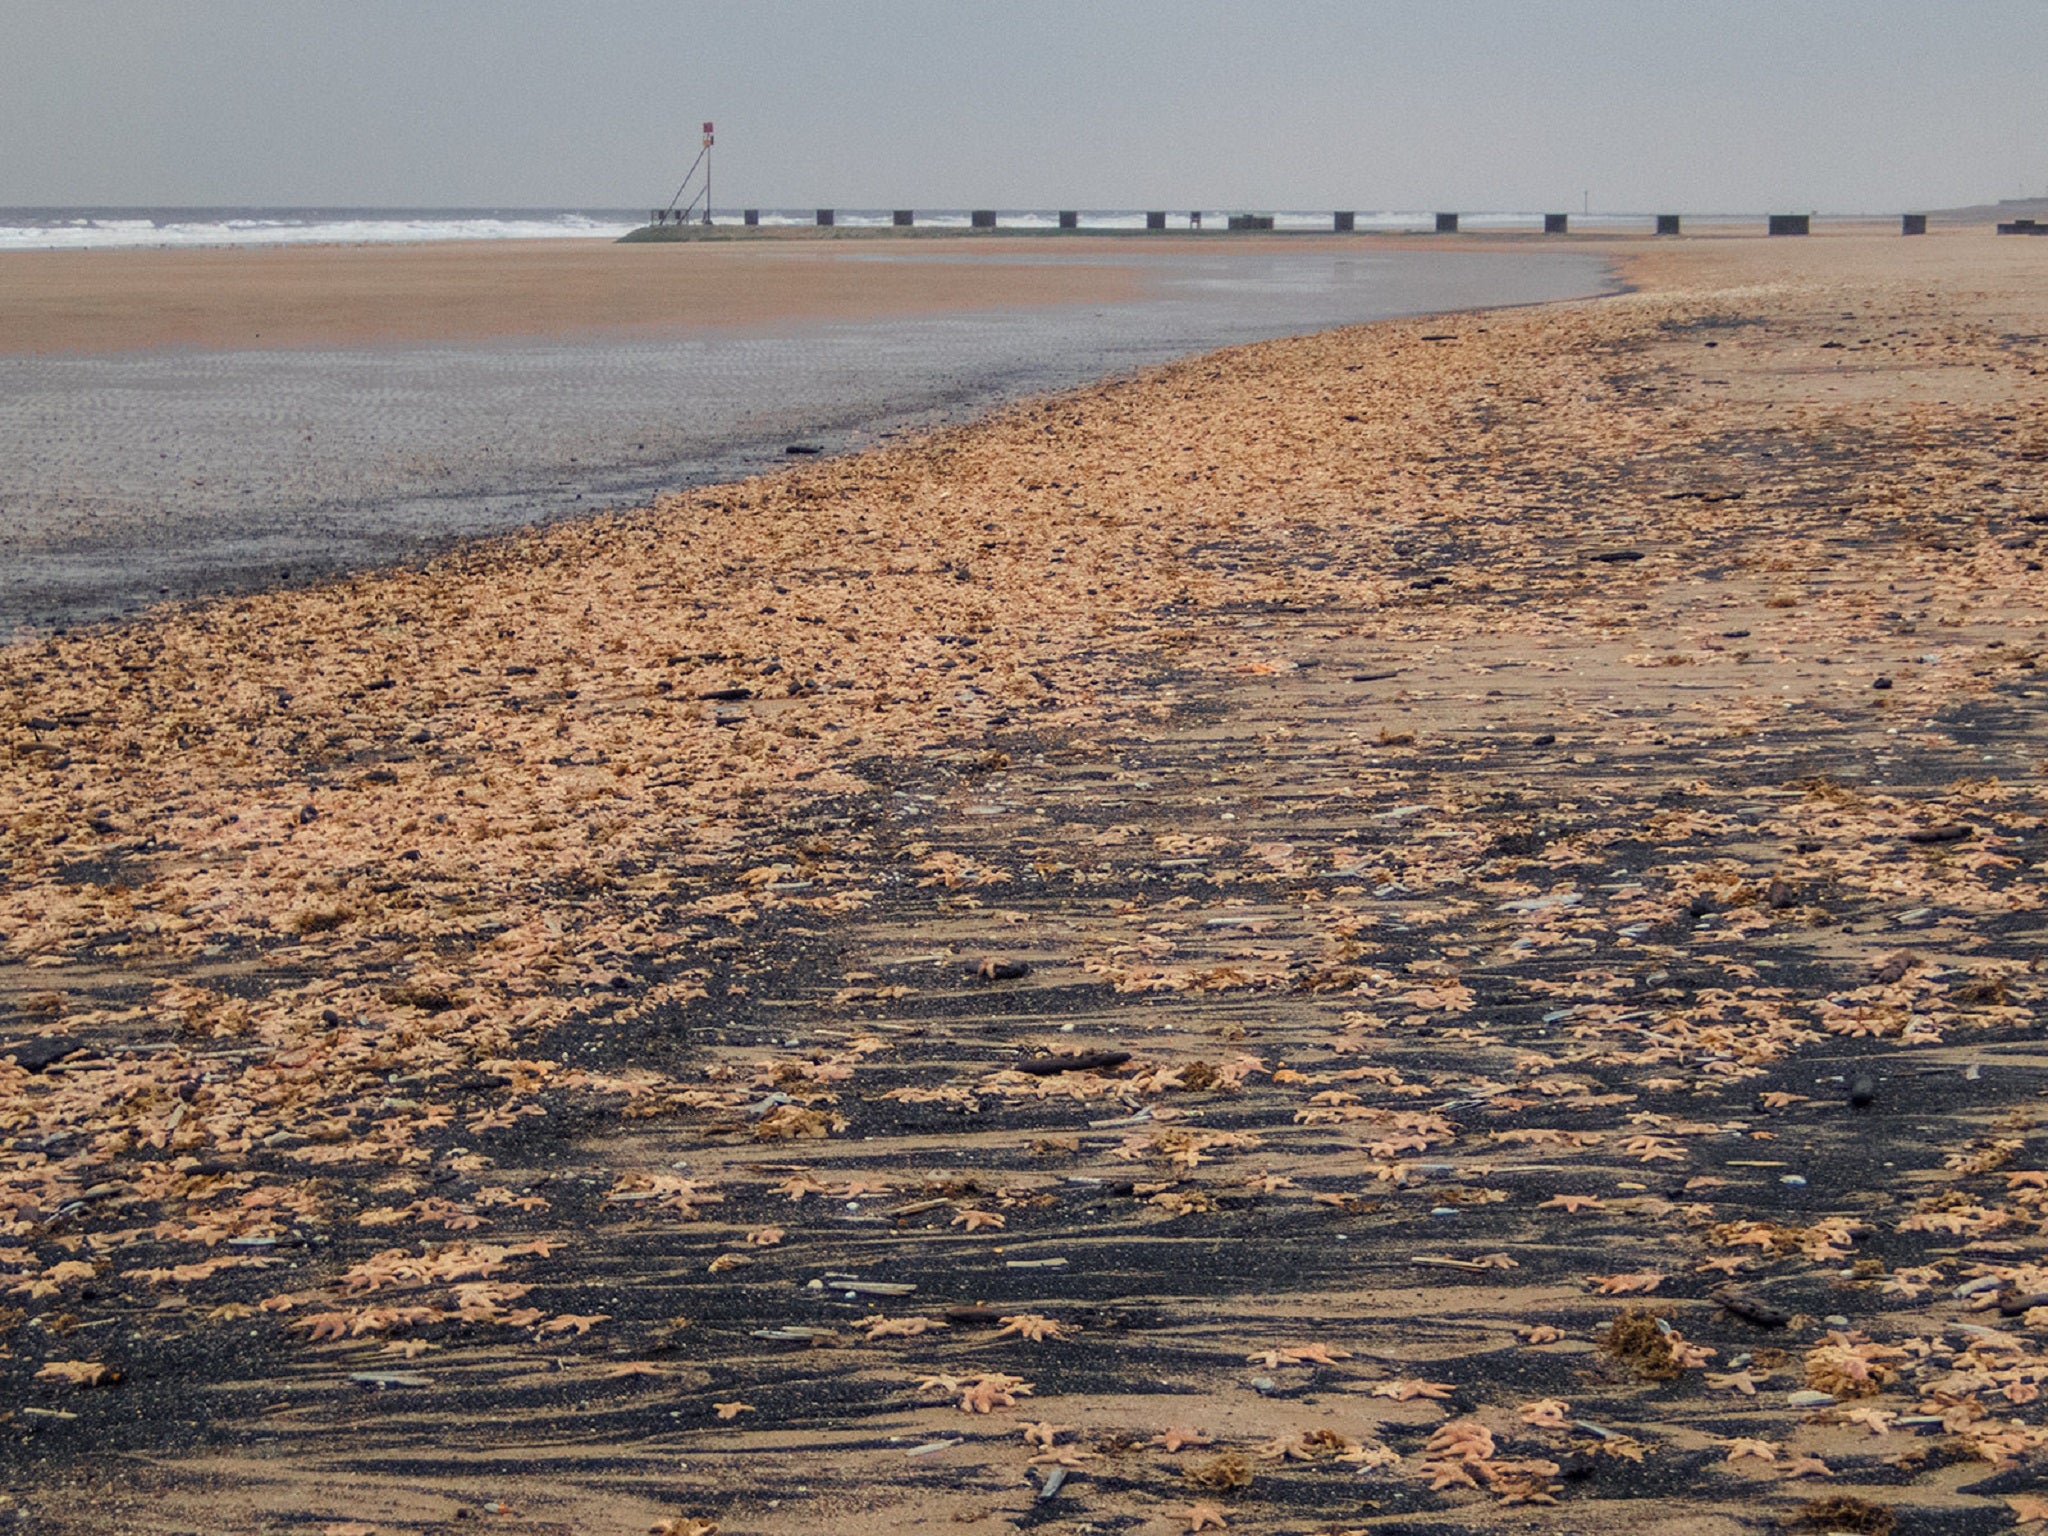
[[0, 237, 1608, 635], [2, 227, 2046, 1535], [0, 237, 1162, 355]]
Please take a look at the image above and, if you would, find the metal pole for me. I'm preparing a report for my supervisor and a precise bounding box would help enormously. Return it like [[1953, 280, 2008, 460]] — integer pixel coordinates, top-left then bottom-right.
[[663, 144, 708, 220]]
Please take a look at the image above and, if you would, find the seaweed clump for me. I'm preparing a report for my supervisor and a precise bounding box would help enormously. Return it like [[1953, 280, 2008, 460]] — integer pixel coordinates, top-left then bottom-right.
[[1795, 1495, 1895, 1534], [1599, 1306, 1682, 1381]]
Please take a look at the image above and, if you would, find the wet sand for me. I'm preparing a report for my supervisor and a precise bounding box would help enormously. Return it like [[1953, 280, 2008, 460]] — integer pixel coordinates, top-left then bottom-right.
[[0, 238, 1609, 634], [0, 237, 1160, 355], [2, 229, 2047, 1535]]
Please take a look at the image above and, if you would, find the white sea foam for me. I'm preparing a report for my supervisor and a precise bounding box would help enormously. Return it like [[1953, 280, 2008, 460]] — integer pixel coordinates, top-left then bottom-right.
[[0, 209, 640, 251]]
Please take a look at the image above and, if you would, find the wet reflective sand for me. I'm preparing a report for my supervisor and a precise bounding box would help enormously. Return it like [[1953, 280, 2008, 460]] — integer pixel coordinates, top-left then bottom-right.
[[0, 240, 1609, 633]]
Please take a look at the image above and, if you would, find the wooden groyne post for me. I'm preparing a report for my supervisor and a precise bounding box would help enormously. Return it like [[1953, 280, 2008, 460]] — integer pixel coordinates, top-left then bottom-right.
[[816, 208, 835, 227], [1146, 211, 1167, 230], [743, 209, 759, 226], [893, 209, 914, 227], [971, 210, 997, 229], [1334, 211, 1355, 232], [1059, 210, 1079, 229], [1768, 214, 1810, 236], [1901, 214, 1928, 235], [1544, 213, 1569, 234], [1656, 214, 1681, 236], [1435, 212, 1459, 233]]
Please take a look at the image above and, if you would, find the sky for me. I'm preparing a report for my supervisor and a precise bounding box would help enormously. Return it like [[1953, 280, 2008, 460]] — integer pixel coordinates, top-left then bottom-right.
[[4, 1, 2043, 213]]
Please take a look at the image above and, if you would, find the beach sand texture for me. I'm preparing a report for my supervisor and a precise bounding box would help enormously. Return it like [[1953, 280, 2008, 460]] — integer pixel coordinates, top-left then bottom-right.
[[0, 237, 1160, 354], [0, 238, 1607, 634], [1, 231, 2046, 1534]]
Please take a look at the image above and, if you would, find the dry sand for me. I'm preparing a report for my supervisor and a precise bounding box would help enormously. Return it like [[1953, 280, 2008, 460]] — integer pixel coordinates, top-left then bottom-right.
[[0, 237, 1160, 355], [1, 228, 2047, 1535]]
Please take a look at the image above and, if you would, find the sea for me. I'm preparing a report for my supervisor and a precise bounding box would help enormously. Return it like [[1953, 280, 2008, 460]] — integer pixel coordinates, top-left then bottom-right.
[[0, 205, 1790, 250]]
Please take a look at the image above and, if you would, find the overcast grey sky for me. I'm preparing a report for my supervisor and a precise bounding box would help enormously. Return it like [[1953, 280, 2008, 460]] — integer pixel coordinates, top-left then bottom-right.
[[4, 1, 2041, 212]]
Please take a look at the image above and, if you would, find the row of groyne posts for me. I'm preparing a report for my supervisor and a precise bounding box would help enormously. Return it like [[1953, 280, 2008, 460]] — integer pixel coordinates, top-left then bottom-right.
[[643, 209, 2045, 236]]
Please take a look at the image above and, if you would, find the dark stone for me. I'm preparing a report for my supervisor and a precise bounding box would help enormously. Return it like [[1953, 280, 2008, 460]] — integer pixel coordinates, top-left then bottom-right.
[[698, 687, 754, 702], [1712, 1287, 1791, 1327], [943, 1305, 1005, 1325], [1905, 823, 1973, 844], [1015, 1050, 1131, 1077], [2, 1036, 93, 1073], [1871, 676, 1892, 689], [974, 959, 1032, 981], [1849, 1074, 1877, 1108]]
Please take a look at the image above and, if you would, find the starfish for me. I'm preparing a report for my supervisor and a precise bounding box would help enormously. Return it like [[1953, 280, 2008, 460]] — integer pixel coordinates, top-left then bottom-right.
[[1423, 1460, 1480, 1491], [1517, 1398, 1571, 1427], [1721, 1437, 1778, 1463], [1426, 1420, 1495, 1460], [1706, 1369, 1758, 1395], [1027, 1448, 1093, 1468], [1781, 1455, 1833, 1479], [1592, 1272, 1665, 1295], [1538, 1194, 1605, 1213], [1150, 1426, 1214, 1453], [951, 1208, 1006, 1232], [863, 1315, 942, 1340], [1184, 1503, 1230, 1533], [994, 1313, 1067, 1342], [1368, 1377, 1454, 1402], [1019, 1421, 1072, 1448], [958, 1373, 1032, 1413], [1247, 1342, 1354, 1368], [713, 1401, 754, 1420]]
